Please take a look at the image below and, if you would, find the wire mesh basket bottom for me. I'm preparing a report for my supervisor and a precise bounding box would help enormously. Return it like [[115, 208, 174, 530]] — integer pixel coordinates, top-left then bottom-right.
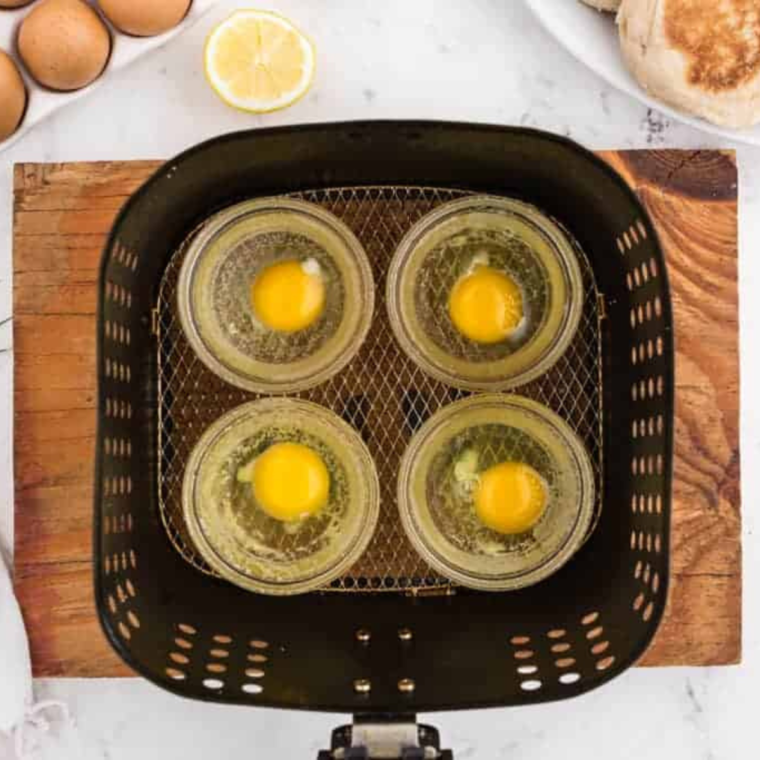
[[156, 185, 603, 594]]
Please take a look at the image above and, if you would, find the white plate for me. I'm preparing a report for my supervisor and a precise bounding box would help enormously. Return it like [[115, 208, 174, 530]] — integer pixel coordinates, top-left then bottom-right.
[[524, 0, 760, 146], [0, 0, 222, 154]]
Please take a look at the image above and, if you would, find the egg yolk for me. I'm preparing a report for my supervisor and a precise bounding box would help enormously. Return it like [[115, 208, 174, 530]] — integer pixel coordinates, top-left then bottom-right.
[[248, 442, 330, 522], [448, 265, 523, 344], [474, 461, 547, 535], [251, 259, 325, 333]]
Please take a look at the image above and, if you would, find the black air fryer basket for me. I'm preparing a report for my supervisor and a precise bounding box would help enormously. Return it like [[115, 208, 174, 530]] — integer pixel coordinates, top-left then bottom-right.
[[95, 122, 673, 754]]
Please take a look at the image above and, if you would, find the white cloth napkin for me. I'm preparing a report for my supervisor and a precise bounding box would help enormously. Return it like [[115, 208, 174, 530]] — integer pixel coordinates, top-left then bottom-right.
[[0, 550, 71, 758], [0, 550, 32, 737]]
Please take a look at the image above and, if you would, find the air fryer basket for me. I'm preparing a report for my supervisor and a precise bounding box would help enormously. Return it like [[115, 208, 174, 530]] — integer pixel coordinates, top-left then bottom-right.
[[95, 122, 673, 714]]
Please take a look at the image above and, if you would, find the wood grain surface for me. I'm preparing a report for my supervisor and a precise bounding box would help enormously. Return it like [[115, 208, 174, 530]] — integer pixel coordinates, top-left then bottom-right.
[[12, 153, 741, 676]]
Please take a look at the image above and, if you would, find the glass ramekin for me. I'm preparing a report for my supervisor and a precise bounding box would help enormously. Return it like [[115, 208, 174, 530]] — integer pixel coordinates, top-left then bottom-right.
[[178, 198, 375, 394], [397, 394, 595, 591], [183, 398, 380, 595], [386, 196, 583, 390]]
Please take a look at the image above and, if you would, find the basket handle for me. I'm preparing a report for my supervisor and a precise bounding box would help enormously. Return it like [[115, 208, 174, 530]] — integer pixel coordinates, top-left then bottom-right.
[[317, 715, 453, 759]]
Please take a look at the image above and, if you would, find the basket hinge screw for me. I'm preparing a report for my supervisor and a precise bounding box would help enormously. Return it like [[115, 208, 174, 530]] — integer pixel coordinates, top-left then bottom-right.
[[398, 628, 413, 642], [355, 629, 371, 643], [398, 678, 416, 694], [353, 679, 371, 694]]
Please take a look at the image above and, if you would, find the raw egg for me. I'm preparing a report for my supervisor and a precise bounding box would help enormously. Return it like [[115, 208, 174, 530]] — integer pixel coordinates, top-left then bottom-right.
[[449, 261, 524, 344], [98, 0, 191, 37], [18, 0, 111, 92], [238, 442, 330, 523], [251, 258, 325, 333], [474, 461, 547, 535], [0, 51, 26, 143]]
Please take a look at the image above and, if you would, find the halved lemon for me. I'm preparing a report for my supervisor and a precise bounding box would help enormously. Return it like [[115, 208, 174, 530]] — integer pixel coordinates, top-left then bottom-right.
[[205, 10, 315, 113]]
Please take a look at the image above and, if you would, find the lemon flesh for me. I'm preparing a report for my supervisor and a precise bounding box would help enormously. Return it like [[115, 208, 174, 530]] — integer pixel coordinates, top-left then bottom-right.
[[243, 442, 330, 523], [205, 10, 315, 113], [474, 461, 547, 534], [449, 266, 524, 344], [251, 259, 325, 333]]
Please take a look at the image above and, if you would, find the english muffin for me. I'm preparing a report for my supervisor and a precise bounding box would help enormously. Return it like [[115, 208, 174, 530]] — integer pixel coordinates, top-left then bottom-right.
[[618, 0, 760, 128]]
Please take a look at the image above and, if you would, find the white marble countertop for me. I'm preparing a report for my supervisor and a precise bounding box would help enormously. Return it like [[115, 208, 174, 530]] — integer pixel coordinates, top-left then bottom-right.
[[0, 1, 757, 758]]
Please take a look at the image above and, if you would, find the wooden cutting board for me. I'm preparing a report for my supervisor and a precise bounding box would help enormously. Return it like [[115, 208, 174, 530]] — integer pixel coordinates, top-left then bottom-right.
[[12, 152, 741, 677]]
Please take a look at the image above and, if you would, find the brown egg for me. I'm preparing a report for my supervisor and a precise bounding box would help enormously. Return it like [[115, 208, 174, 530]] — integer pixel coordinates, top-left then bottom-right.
[[0, 1, 35, 8], [0, 51, 26, 142], [98, 0, 191, 37], [18, 0, 111, 92]]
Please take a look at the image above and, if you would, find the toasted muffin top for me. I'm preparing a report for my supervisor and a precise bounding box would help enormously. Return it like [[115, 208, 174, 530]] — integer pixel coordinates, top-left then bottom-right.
[[664, 0, 760, 92]]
